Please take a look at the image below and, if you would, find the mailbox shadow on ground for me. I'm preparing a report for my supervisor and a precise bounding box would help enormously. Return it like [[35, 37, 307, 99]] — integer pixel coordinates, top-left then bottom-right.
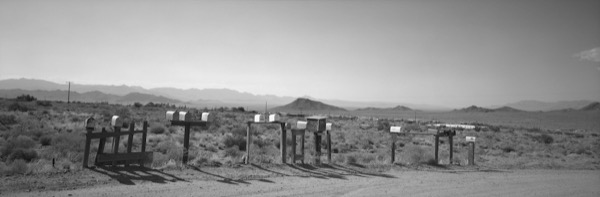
[[189, 166, 251, 185], [286, 163, 396, 179], [89, 166, 187, 185]]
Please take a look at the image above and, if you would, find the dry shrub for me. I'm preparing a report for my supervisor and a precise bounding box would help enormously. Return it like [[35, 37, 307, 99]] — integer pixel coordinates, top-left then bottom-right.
[[51, 133, 84, 159], [222, 134, 246, 150], [150, 125, 166, 134], [404, 146, 433, 165], [1, 135, 37, 161], [1, 159, 29, 175], [8, 148, 38, 162], [40, 135, 52, 146]]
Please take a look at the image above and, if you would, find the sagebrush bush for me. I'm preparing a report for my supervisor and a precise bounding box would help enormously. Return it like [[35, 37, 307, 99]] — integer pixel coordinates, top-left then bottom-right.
[[150, 125, 166, 134], [404, 146, 430, 165], [36, 100, 52, 107], [9, 159, 28, 175], [8, 102, 30, 112], [222, 134, 246, 150], [0, 114, 18, 125], [222, 146, 241, 158], [1, 135, 36, 158], [40, 135, 52, 146], [8, 148, 38, 162], [51, 133, 84, 157]]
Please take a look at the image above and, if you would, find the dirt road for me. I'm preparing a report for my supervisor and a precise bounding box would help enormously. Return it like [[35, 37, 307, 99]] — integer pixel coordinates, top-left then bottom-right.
[[6, 169, 599, 197]]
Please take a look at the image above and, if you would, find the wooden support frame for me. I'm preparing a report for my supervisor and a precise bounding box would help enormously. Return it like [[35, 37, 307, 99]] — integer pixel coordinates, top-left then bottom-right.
[[83, 121, 149, 168], [245, 121, 287, 164], [434, 129, 456, 164], [291, 128, 306, 164], [169, 120, 207, 164], [389, 128, 456, 165], [306, 116, 332, 165]]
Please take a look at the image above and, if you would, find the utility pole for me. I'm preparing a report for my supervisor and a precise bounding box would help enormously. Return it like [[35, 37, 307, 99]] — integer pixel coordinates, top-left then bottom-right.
[[67, 81, 71, 104]]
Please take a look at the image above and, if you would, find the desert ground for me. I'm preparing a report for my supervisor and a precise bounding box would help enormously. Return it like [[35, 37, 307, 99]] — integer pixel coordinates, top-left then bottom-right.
[[1, 98, 599, 196], [2, 165, 598, 197]]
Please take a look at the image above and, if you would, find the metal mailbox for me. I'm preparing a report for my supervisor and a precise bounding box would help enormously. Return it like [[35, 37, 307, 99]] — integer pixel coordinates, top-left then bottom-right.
[[268, 114, 280, 122], [254, 114, 265, 122], [85, 117, 96, 129], [166, 110, 179, 121], [326, 123, 332, 131], [306, 116, 326, 132], [466, 136, 476, 142], [296, 121, 307, 129], [390, 126, 402, 133], [111, 115, 122, 127], [178, 111, 191, 121], [201, 112, 212, 122]]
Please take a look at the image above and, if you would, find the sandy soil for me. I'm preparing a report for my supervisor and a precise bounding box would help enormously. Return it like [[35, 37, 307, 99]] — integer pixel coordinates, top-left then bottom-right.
[[2, 165, 599, 197]]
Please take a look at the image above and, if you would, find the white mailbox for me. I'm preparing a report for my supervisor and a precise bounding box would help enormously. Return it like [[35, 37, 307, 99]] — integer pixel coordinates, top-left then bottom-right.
[[466, 136, 476, 142], [254, 114, 264, 122], [178, 111, 191, 121], [268, 114, 280, 122], [201, 112, 212, 122], [111, 115, 123, 127], [85, 118, 96, 129], [166, 110, 179, 121], [326, 123, 332, 131], [390, 126, 402, 133], [296, 121, 307, 129]]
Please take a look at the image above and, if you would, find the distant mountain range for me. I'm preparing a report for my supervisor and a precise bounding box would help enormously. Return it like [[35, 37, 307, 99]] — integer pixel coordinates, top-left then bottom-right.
[[493, 100, 596, 112], [0, 89, 181, 105], [0, 78, 597, 111]]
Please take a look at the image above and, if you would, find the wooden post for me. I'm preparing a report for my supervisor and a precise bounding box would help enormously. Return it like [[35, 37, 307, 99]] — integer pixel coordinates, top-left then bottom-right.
[[292, 131, 297, 164], [83, 128, 93, 168], [183, 123, 191, 164], [390, 134, 396, 164], [449, 135, 453, 164], [280, 123, 287, 164], [314, 132, 321, 164], [96, 128, 107, 165], [141, 121, 148, 153], [112, 126, 121, 166], [468, 142, 475, 165], [125, 122, 134, 167], [301, 132, 305, 164], [434, 135, 439, 164], [327, 130, 331, 163], [140, 121, 148, 167], [246, 122, 251, 164]]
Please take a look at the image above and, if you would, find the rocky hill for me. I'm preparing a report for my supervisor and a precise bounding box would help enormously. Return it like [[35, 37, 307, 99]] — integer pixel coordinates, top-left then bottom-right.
[[355, 105, 414, 111], [270, 98, 347, 112], [580, 102, 600, 111]]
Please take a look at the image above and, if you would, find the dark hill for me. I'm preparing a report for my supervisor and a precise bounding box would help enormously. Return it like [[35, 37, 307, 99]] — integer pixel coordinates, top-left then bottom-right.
[[271, 98, 347, 112], [356, 105, 414, 111], [580, 102, 600, 111], [455, 105, 493, 113], [492, 106, 524, 112]]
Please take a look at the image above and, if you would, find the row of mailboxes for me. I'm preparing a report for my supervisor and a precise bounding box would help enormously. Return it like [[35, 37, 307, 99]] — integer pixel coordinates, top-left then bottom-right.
[[291, 120, 332, 131], [254, 114, 281, 123], [166, 111, 212, 122]]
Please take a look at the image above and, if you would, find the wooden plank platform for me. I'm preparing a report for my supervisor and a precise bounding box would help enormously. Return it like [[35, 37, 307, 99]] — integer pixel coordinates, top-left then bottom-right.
[[95, 152, 153, 163]]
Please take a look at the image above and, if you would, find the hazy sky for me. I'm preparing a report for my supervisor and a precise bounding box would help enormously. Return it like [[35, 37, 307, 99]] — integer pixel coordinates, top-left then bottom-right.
[[1, 0, 599, 108]]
